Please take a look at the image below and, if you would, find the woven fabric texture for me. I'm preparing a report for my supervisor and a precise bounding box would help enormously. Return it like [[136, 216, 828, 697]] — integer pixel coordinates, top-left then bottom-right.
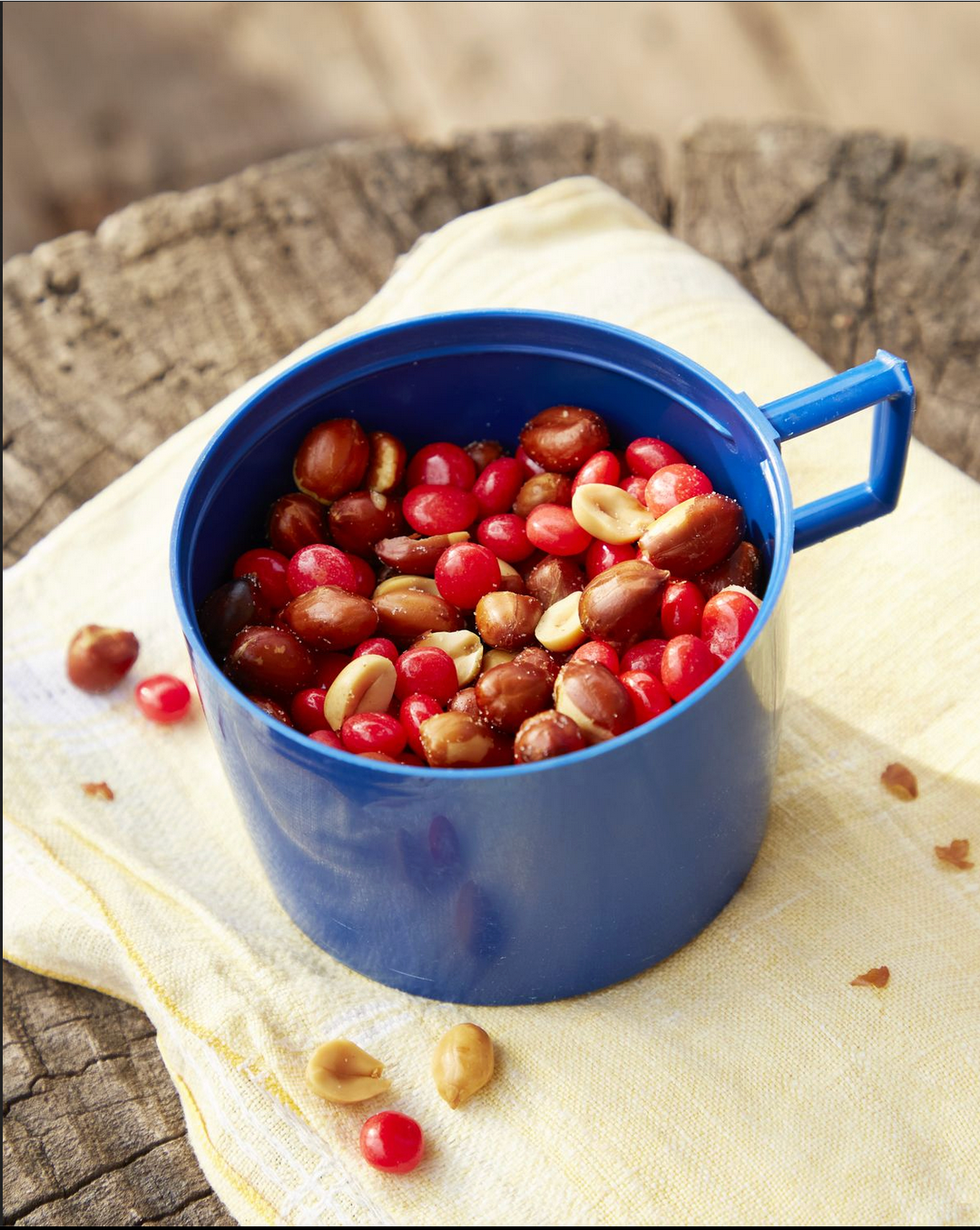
[[3, 179, 978, 1227]]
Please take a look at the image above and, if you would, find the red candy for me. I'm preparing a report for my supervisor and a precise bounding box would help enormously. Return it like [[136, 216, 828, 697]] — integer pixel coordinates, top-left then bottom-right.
[[620, 669, 672, 724], [660, 581, 706, 638], [403, 485, 480, 535], [472, 457, 525, 516], [400, 692, 443, 758], [308, 728, 343, 749], [645, 464, 713, 518], [701, 587, 760, 660], [406, 442, 476, 490], [353, 637, 399, 663], [346, 553, 377, 598], [625, 437, 688, 478], [572, 450, 620, 492], [313, 653, 351, 690], [620, 637, 668, 679], [134, 674, 192, 724], [619, 475, 649, 503], [233, 548, 292, 609], [525, 504, 592, 556], [516, 444, 547, 478], [585, 539, 636, 580], [660, 635, 719, 702], [290, 687, 329, 733], [571, 640, 620, 674], [435, 542, 501, 609], [476, 513, 535, 563], [287, 544, 357, 598], [359, 1111, 424, 1174], [341, 712, 407, 757], [395, 646, 458, 702]]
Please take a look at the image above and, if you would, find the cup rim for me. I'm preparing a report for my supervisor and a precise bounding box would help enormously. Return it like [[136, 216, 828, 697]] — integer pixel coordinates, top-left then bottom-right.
[[171, 309, 793, 778]]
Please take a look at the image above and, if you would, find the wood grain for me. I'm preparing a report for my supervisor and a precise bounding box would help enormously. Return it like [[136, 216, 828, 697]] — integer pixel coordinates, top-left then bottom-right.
[[3, 119, 977, 1225]]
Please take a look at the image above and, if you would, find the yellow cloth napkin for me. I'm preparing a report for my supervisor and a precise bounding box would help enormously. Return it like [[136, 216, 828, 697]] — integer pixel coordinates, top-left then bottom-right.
[[3, 178, 978, 1227]]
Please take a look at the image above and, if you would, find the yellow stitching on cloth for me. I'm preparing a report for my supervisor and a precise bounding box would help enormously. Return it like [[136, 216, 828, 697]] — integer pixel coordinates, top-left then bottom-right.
[[175, 1073, 280, 1224], [4, 810, 308, 1123]]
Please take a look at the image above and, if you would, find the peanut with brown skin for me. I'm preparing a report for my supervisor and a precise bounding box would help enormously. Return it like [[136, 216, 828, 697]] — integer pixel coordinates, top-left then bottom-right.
[[475, 592, 543, 649], [496, 557, 526, 594], [554, 660, 633, 744], [465, 439, 504, 473], [306, 1039, 391, 1104], [638, 493, 745, 578], [280, 586, 379, 649], [695, 541, 761, 598], [267, 493, 326, 556], [419, 712, 509, 768], [293, 418, 369, 504], [366, 431, 407, 493], [513, 646, 562, 687], [449, 687, 482, 720], [476, 661, 554, 733], [432, 1023, 495, 1109], [328, 490, 404, 556], [67, 625, 140, 693], [514, 710, 587, 762], [579, 560, 668, 646], [514, 472, 573, 518], [375, 532, 470, 575], [375, 589, 464, 642], [520, 406, 610, 473], [525, 555, 585, 609]]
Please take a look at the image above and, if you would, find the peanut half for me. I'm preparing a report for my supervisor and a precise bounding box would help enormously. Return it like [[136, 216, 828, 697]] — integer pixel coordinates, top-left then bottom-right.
[[324, 654, 397, 731], [571, 483, 655, 544], [432, 1023, 494, 1109], [535, 590, 587, 652], [372, 574, 440, 600], [306, 1039, 391, 1104], [415, 629, 484, 686]]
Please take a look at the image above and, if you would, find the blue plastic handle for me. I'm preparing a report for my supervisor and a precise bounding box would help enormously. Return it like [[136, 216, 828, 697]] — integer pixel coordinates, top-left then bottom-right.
[[761, 349, 915, 551]]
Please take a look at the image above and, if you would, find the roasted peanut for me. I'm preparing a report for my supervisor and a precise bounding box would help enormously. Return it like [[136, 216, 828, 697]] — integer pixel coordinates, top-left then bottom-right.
[[306, 1039, 391, 1104], [375, 532, 470, 575], [638, 493, 745, 578], [267, 493, 327, 556], [514, 472, 573, 518], [372, 574, 440, 599], [67, 625, 140, 693], [432, 1023, 494, 1109], [226, 626, 316, 697], [414, 629, 484, 686], [449, 687, 482, 719], [475, 592, 543, 649], [328, 490, 404, 556], [534, 590, 588, 652], [465, 439, 504, 473], [419, 712, 506, 768], [554, 660, 633, 744], [324, 654, 397, 730], [520, 406, 610, 473], [579, 560, 668, 646], [280, 586, 379, 649], [366, 431, 407, 493], [481, 649, 518, 673], [695, 541, 762, 598], [514, 710, 587, 762], [497, 558, 526, 594], [475, 661, 554, 733], [293, 418, 370, 503], [570, 483, 655, 544], [513, 646, 562, 687], [375, 589, 464, 642], [525, 554, 584, 609]]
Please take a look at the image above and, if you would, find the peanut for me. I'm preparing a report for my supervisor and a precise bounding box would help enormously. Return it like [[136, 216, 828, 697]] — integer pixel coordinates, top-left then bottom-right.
[[570, 483, 655, 544], [324, 654, 397, 731], [372, 574, 440, 600], [306, 1039, 391, 1104], [514, 710, 587, 762], [475, 592, 543, 649], [293, 418, 369, 503], [375, 532, 470, 575], [525, 554, 584, 609], [520, 406, 610, 473], [637, 493, 745, 578], [496, 557, 526, 594], [514, 472, 573, 518], [281, 585, 379, 649], [534, 590, 588, 652], [366, 431, 407, 493], [579, 560, 668, 646], [432, 1023, 495, 1109], [374, 589, 465, 642], [328, 490, 403, 556], [476, 661, 554, 733], [419, 712, 508, 768], [554, 660, 633, 744]]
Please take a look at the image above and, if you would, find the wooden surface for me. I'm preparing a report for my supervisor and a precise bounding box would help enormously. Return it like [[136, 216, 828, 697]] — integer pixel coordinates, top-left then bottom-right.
[[5, 2, 980, 259], [3, 119, 978, 1225]]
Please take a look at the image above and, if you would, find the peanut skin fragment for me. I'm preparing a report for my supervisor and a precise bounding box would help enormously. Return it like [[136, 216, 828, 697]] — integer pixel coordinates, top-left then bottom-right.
[[81, 781, 114, 801], [850, 966, 890, 988], [306, 1039, 392, 1104], [935, 839, 973, 870], [881, 762, 918, 800], [432, 1023, 494, 1109]]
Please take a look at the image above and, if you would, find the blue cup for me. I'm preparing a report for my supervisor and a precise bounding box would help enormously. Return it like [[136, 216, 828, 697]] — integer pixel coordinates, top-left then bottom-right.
[[171, 312, 914, 1004]]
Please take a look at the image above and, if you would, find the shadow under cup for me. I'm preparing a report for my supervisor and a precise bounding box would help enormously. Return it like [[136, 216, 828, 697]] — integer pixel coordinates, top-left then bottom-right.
[[172, 311, 793, 1005]]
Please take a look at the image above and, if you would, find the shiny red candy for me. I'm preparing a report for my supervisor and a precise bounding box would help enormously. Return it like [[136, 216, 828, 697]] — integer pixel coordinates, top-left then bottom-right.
[[472, 456, 525, 515], [134, 674, 192, 724], [353, 636, 399, 663], [585, 539, 636, 580], [476, 513, 535, 562], [525, 503, 592, 556], [406, 442, 476, 490], [620, 637, 668, 679], [290, 688, 329, 733], [400, 692, 443, 757], [701, 587, 760, 660], [435, 542, 501, 609], [341, 712, 407, 757], [571, 640, 620, 674], [644, 464, 713, 518], [660, 581, 706, 638], [287, 544, 357, 598], [313, 653, 351, 690], [233, 548, 292, 609], [359, 1111, 424, 1174], [619, 475, 649, 502], [620, 669, 672, 724], [394, 646, 458, 702], [515, 444, 547, 478], [625, 436, 688, 478], [346, 553, 377, 598], [572, 449, 620, 492], [403, 484, 480, 535], [660, 635, 719, 702], [308, 728, 343, 749]]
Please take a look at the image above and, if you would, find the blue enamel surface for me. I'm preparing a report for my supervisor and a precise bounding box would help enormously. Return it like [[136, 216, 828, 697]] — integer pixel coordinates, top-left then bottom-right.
[[171, 312, 912, 1004]]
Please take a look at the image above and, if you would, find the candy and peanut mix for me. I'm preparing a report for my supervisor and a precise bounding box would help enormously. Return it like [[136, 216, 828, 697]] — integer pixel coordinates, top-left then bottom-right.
[[197, 406, 763, 767]]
